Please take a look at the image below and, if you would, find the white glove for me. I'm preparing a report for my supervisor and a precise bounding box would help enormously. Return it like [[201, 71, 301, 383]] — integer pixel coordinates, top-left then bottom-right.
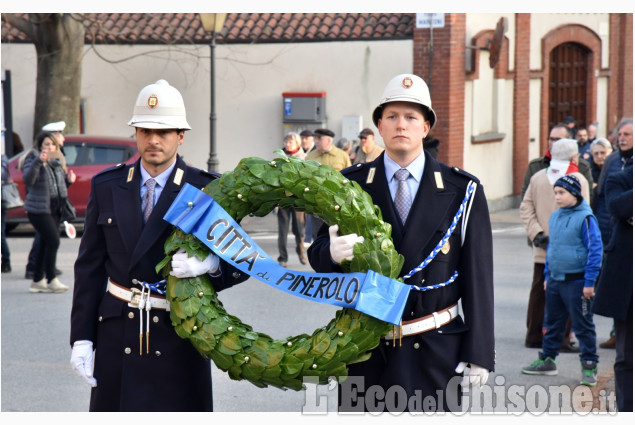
[[70, 340, 97, 387], [455, 361, 489, 389], [170, 248, 220, 278], [329, 224, 364, 264]]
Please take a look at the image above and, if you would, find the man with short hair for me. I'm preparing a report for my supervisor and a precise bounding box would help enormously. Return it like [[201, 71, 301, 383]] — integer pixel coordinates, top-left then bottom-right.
[[352, 128, 384, 165], [69, 79, 247, 411], [335, 137, 353, 157], [308, 74, 494, 413], [587, 123, 597, 143], [563, 115, 578, 138], [577, 128, 591, 161]]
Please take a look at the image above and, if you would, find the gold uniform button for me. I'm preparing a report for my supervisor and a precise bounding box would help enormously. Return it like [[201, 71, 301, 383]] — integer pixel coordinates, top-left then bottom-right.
[[153, 316, 159, 323], [128, 312, 134, 319], [108, 218, 112, 224], [155, 351, 162, 357], [98, 316, 103, 322], [414, 343, 420, 349], [124, 347, 131, 354]]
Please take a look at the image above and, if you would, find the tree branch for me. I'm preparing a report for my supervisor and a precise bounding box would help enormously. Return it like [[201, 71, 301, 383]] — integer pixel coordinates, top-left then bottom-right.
[[1, 14, 36, 41]]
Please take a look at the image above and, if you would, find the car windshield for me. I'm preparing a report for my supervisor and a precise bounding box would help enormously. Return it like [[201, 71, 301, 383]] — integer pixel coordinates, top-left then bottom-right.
[[64, 142, 132, 166]]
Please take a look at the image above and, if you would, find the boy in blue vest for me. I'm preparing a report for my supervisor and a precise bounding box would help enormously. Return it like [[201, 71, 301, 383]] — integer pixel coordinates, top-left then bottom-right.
[[521, 174, 603, 386]]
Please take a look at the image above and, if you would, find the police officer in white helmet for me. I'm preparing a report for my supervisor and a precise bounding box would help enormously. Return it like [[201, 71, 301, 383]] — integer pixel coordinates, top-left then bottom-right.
[[308, 74, 495, 413], [69, 79, 248, 411]]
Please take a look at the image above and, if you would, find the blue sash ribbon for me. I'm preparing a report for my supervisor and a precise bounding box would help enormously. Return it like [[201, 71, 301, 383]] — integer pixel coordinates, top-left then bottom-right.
[[163, 183, 411, 325]]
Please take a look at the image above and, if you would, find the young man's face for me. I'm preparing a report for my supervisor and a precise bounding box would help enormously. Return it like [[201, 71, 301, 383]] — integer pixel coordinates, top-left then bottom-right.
[[378, 102, 430, 159], [135, 128, 183, 172], [554, 186, 577, 208]]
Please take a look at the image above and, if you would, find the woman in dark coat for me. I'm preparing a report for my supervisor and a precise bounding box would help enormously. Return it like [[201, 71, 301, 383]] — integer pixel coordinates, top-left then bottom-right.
[[22, 131, 76, 293]]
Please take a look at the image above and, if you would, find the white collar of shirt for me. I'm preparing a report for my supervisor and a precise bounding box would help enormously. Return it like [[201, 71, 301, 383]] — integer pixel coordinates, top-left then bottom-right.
[[384, 151, 426, 200], [384, 151, 426, 183], [139, 160, 176, 205]]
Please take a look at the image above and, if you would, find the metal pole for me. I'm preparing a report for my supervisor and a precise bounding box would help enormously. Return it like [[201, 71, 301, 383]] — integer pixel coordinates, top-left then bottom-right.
[[207, 31, 219, 173]]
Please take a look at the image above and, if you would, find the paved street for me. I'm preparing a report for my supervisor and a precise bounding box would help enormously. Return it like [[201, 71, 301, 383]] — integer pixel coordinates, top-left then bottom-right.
[[1, 209, 617, 414]]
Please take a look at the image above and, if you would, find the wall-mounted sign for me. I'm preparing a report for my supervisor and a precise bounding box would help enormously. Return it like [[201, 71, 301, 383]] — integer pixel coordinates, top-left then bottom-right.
[[415, 13, 445, 29]]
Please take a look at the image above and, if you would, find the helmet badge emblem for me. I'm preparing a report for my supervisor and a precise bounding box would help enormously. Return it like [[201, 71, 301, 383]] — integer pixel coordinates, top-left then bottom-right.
[[147, 94, 159, 109], [402, 77, 413, 89]]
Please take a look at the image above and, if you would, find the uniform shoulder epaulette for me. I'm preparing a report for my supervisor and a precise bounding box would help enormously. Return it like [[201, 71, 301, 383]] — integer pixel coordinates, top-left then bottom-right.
[[450, 166, 481, 184], [95, 162, 128, 178], [341, 162, 367, 176], [204, 170, 221, 180]]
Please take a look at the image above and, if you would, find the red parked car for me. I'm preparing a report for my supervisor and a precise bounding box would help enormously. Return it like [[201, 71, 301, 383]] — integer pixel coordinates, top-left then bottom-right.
[[6, 135, 139, 230]]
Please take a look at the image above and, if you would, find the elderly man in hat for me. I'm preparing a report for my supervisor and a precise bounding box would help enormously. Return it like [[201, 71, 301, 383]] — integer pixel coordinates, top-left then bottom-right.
[[353, 128, 384, 165], [305, 128, 351, 171], [308, 74, 494, 413]]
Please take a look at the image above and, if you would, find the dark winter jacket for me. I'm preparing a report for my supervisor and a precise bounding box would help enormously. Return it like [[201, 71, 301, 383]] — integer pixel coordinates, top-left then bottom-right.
[[593, 150, 633, 246], [22, 150, 69, 215]]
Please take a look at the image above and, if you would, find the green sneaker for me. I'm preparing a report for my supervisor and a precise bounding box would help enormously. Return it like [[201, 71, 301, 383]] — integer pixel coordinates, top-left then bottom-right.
[[521, 354, 558, 376], [580, 360, 598, 386]]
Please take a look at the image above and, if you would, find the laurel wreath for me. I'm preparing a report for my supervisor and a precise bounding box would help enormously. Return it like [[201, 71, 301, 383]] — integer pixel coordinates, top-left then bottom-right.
[[157, 152, 404, 390]]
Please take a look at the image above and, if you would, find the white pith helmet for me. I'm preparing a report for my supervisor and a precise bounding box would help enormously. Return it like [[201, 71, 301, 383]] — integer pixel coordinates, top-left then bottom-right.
[[42, 121, 66, 132], [128, 79, 191, 130], [372, 74, 437, 129]]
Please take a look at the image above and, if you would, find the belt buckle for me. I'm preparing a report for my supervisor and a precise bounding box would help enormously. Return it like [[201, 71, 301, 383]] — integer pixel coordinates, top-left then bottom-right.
[[128, 288, 142, 309]]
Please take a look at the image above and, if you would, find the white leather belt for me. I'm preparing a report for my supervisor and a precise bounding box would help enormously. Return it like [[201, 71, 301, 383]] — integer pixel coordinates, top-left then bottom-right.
[[384, 303, 459, 339], [107, 280, 170, 311]]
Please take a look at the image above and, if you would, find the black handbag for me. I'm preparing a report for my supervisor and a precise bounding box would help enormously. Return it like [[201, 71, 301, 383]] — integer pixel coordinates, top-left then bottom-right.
[[1, 182, 24, 210], [60, 198, 77, 222]]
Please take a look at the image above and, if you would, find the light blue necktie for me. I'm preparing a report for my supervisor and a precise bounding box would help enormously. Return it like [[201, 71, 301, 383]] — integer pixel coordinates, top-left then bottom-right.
[[394, 168, 412, 225]]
